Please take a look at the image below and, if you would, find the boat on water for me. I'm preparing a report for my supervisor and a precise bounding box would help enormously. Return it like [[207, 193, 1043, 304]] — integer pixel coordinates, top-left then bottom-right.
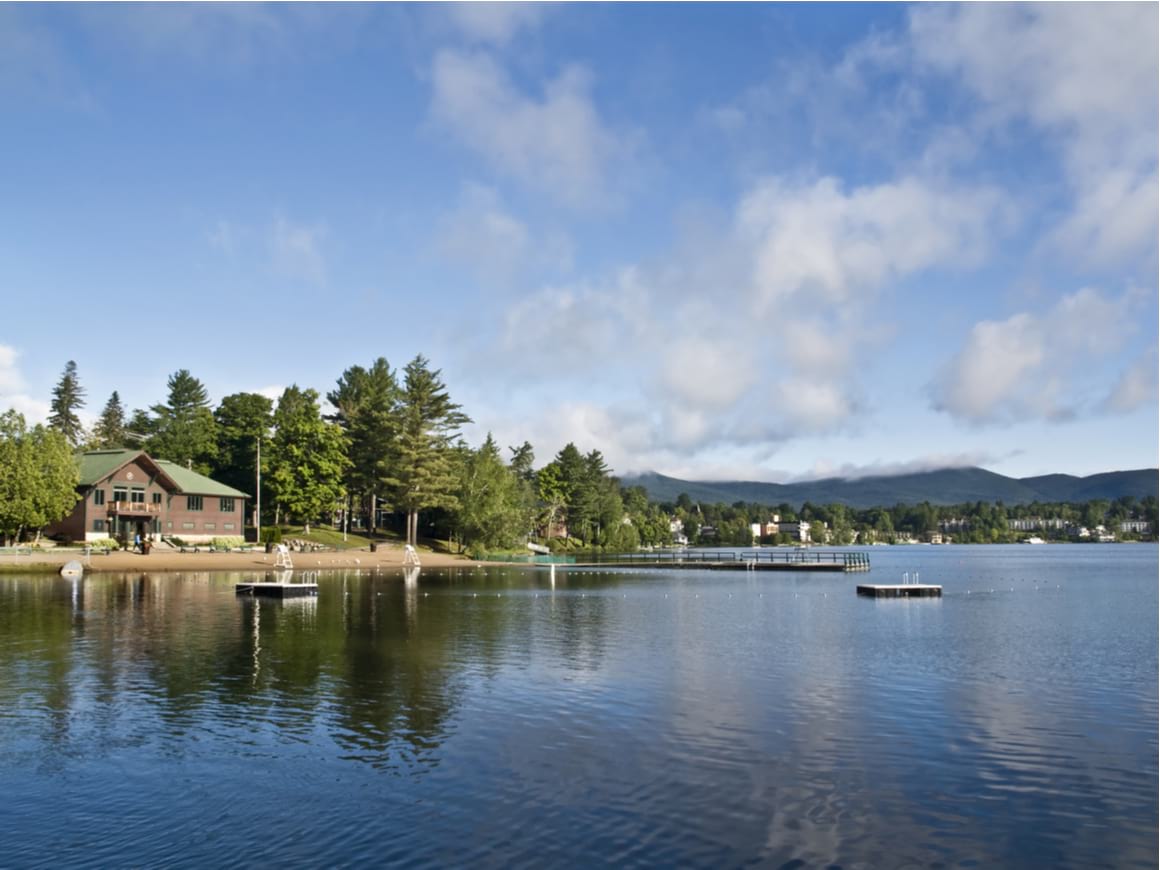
[[1023, 536, 1046, 544]]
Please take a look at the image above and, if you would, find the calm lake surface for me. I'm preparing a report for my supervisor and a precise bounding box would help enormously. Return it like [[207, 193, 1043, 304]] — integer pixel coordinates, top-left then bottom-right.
[[1, 545, 1156, 868]]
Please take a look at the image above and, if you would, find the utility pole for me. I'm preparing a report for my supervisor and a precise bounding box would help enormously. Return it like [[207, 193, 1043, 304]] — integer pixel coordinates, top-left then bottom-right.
[[255, 435, 261, 544]]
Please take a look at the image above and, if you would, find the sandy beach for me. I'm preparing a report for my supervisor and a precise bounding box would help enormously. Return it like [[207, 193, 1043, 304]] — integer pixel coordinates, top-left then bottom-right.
[[0, 544, 472, 573]]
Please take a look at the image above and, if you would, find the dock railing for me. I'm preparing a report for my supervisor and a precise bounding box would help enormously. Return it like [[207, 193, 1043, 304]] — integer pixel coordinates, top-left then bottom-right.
[[576, 550, 871, 572]]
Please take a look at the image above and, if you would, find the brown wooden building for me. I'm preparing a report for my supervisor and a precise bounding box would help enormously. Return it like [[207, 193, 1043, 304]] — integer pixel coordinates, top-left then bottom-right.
[[46, 449, 250, 544]]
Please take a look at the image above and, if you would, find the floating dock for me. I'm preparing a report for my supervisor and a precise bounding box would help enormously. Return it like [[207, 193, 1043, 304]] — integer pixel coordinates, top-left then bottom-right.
[[857, 584, 942, 598], [235, 581, 318, 598]]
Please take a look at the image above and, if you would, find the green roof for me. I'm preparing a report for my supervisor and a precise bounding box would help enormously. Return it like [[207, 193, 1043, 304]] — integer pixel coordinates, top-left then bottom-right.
[[77, 449, 249, 498], [78, 449, 140, 486], [153, 460, 249, 499]]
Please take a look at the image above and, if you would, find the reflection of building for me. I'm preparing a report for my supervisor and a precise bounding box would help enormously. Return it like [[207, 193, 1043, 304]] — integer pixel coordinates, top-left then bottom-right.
[[45, 449, 249, 543]]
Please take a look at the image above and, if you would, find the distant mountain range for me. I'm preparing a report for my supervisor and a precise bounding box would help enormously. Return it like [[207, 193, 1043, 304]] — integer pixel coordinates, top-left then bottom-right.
[[620, 467, 1159, 509]]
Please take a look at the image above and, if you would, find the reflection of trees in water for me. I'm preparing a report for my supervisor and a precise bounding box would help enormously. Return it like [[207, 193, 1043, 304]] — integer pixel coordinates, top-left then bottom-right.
[[0, 568, 618, 773], [320, 576, 463, 771]]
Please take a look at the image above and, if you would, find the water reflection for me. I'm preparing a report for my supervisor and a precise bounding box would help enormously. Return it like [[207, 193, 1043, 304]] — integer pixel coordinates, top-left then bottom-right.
[[0, 549, 1155, 869]]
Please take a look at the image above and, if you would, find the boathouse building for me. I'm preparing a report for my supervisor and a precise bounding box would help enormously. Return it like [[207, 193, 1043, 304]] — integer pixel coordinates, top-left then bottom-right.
[[46, 449, 249, 544]]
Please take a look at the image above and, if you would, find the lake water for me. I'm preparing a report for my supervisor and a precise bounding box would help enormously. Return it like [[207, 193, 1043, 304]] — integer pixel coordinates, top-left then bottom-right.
[[1, 545, 1155, 868]]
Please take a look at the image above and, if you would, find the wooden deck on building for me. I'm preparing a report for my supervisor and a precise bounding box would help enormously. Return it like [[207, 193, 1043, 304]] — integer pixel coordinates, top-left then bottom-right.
[[856, 584, 942, 598]]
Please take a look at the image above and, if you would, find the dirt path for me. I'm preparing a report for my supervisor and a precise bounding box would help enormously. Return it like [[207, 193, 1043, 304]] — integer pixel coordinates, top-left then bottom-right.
[[0, 544, 472, 573]]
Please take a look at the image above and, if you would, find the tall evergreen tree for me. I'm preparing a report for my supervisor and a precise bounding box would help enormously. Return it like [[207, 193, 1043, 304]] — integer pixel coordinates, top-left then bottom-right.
[[267, 385, 349, 534], [147, 369, 218, 473], [327, 358, 400, 533], [48, 360, 86, 447], [213, 392, 273, 506], [383, 355, 471, 547], [91, 391, 127, 448]]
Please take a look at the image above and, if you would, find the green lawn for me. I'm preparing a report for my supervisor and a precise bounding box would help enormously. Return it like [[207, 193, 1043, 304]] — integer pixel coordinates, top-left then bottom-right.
[[277, 525, 408, 550]]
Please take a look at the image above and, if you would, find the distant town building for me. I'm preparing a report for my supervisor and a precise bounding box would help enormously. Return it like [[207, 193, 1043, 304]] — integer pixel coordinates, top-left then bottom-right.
[[1008, 517, 1067, 531], [1119, 520, 1152, 534], [778, 521, 810, 542]]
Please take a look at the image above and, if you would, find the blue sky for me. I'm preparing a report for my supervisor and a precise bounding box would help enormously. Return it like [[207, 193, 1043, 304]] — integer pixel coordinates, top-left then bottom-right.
[[1, 3, 1156, 482]]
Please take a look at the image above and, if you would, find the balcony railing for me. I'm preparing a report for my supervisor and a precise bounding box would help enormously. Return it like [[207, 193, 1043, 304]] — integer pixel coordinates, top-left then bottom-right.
[[107, 501, 161, 515]]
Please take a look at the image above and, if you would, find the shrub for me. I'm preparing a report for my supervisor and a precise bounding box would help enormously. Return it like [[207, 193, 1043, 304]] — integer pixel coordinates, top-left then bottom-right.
[[88, 538, 120, 550], [212, 536, 246, 550], [261, 528, 283, 545]]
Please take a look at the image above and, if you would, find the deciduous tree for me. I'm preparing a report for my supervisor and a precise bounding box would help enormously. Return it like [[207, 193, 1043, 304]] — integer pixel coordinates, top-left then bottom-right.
[[0, 411, 80, 544], [267, 386, 348, 534]]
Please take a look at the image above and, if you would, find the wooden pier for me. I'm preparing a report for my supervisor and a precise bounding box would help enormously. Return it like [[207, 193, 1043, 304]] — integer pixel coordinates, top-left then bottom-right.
[[856, 584, 942, 598], [566, 550, 871, 573], [235, 581, 318, 598]]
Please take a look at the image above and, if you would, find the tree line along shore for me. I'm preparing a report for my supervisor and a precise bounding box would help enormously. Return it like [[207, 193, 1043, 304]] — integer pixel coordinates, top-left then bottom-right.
[[1, 357, 1156, 552]]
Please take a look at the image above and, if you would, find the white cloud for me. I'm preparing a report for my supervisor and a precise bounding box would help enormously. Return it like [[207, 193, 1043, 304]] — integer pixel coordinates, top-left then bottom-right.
[[208, 219, 244, 256], [80, 4, 368, 68], [442, 3, 543, 46], [0, 345, 23, 394], [460, 171, 1009, 469], [907, 3, 1158, 265], [0, 6, 97, 110], [738, 175, 1010, 312], [0, 344, 50, 423], [268, 215, 327, 286], [255, 385, 286, 403], [1102, 348, 1159, 414], [930, 287, 1147, 423], [791, 451, 1009, 483], [658, 336, 754, 411], [437, 183, 571, 284], [430, 49, 636, 207]]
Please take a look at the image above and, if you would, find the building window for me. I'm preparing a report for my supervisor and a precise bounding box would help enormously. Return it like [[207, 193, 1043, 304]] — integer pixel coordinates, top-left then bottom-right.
[[92, 519, 105, 532], [204, 523, 216, 531], [182, 522, 195, 530], [188, 495, 203, 511], [220, 497, 235, 513], [152, 492, 162, 504], [223, 522, 235, 531], [131, 488, 145, 504], [93, 489, 105, 506], [113, 486, 128, 504]]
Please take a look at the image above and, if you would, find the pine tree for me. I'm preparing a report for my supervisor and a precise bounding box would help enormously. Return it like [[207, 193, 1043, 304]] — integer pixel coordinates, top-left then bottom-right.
[[213, 392, 273, 503], [383, 355, 471, 547], [267, 385, 349, 534], [92, 391, 127, 448], [147, 369, 218, 472], [327, 358, 400, 533], [48, 360, 86, 447]]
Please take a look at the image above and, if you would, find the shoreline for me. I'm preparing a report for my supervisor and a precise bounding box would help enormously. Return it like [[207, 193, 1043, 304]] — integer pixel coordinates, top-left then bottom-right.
[[0, 544, 471, 574]]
